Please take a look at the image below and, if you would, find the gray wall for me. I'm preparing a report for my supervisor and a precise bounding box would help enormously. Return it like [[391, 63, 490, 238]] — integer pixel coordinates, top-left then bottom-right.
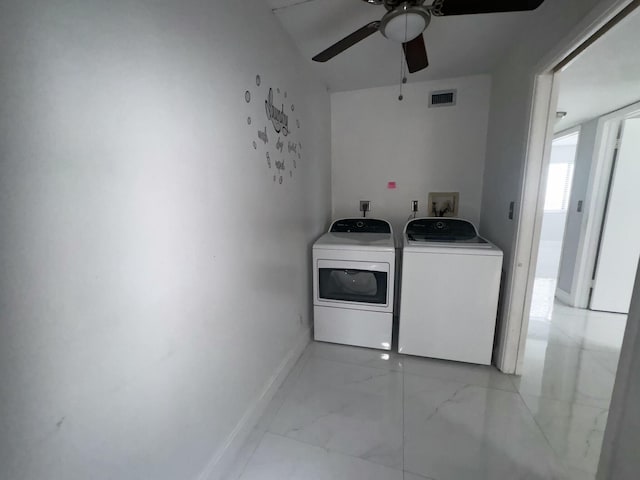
[[536, 212, 569, 278], [0, 1, 331, 479], [557, 119, 599, 294]]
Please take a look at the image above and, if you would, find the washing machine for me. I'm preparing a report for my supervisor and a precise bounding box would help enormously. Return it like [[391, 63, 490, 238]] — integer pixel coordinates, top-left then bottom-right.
[[313, 218, 396, 350], [398, 218, 503, 365]]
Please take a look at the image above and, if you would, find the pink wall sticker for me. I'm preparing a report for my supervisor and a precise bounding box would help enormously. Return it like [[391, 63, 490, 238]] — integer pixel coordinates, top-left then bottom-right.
[[387, 181, 396, 189]]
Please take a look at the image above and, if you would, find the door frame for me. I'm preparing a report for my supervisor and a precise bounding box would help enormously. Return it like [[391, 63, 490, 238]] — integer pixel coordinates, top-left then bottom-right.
[[498, 0, 637, 374]]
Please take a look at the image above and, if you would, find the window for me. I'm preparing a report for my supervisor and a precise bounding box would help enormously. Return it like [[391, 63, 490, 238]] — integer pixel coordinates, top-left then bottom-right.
[[544, 162, 575, 211], [544, 132, 579, 212]]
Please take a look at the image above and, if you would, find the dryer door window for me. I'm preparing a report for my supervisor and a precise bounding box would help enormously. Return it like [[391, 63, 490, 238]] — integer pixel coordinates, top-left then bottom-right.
[[318, 268, 388, 305]]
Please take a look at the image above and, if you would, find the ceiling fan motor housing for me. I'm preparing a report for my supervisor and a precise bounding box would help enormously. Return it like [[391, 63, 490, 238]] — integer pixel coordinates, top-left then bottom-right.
[[379, 3, 431, 43]]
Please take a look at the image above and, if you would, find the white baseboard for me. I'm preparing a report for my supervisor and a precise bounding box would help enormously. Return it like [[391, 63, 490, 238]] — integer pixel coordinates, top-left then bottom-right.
[[196, 327, 311, 480], [555, 287, 573, 306]]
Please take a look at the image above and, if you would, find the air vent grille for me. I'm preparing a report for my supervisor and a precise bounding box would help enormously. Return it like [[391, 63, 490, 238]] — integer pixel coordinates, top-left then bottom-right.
[[429, 89, 457, 108]]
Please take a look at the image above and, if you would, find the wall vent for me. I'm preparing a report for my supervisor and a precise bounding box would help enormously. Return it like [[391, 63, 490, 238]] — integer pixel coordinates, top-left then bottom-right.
[[429, 89, 457, 108]]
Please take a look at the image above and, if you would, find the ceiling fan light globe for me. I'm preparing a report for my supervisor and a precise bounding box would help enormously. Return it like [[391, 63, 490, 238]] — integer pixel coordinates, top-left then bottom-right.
[[379, 5, 431, 43], [383, 13, 426, 42]]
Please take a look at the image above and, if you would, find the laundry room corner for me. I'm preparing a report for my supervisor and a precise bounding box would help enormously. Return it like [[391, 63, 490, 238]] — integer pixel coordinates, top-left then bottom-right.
[[330, 74, 491, 237]]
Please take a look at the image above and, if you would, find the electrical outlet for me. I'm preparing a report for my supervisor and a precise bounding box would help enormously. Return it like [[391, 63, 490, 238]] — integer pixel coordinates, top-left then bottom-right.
[[411, 200, 419, 212], [360, 200, 371, 213]]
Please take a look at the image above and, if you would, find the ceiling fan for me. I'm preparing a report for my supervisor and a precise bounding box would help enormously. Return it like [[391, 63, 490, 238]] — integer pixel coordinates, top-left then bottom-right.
[[312, 0, 545, 73]]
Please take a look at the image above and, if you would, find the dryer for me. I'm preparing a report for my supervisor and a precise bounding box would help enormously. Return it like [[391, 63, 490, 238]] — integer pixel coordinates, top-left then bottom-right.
[[398, 218, 503, 365], [313, 218, 395, 350]]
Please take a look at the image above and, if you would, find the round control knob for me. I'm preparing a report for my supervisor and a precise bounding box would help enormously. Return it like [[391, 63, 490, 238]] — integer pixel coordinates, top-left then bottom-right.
[[436, 221, 445, 229], [356, 221, 364, 228]]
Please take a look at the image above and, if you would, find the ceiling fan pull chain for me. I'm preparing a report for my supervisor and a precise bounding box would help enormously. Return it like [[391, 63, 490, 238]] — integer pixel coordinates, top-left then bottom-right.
[[398, 12, 409, 101], [397, 51, 403, 100]]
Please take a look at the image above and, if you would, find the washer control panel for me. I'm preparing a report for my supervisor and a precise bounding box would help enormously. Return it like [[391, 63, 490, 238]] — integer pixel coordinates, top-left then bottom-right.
[[330, 218, 392, 234]]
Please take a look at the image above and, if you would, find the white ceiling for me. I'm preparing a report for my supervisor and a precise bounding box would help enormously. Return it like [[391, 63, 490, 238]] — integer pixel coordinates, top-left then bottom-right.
[[555, 7, 640, 132], [266, 0, 541, 92]]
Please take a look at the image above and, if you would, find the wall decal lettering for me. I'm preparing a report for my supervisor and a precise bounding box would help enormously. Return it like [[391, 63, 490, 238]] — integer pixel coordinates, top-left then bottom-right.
[[265, 88, 289, 136], [258, 127, 268, 144], [245, 74, 303, 186]]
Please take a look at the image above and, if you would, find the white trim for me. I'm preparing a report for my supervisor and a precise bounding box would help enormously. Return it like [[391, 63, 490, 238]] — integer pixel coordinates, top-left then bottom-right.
[[498, 0, 635, 375], [534, 1, 635, 74], [554, 125, 582, 140], [572, 101, 640, 308], [555, 287, 572, 306], [196, 328, 311, 480], [501, 74, 558, 375]]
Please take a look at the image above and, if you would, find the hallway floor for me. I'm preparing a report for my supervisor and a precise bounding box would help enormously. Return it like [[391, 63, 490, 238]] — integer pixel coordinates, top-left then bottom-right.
[[225, 283, 626, 480]]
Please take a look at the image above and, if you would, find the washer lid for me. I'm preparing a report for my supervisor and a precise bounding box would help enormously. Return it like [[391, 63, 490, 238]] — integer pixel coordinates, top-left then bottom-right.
[[314, 232, 396, 251], [405, 218, 484, 243]]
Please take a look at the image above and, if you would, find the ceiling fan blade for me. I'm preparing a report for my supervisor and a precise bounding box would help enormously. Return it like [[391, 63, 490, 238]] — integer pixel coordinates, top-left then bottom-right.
[[432, 0, 545, 16], [312, 21, 381, 62], [403, 35, 429, 73]]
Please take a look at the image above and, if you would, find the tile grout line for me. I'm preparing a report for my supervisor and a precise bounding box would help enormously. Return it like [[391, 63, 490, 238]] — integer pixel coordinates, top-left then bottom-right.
[[314, 351, 519, 394], [515, 387, 569, 474], [265, 431, 406, 474], [310, 351, 401, 372], [229, 346, 314, 480]]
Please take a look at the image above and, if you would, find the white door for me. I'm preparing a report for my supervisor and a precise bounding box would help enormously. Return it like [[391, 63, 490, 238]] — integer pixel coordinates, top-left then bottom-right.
[[591, 118, 640, 313]]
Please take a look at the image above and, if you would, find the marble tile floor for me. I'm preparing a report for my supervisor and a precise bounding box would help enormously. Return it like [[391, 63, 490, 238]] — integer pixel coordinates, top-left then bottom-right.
[[224, 290, 626, 479]]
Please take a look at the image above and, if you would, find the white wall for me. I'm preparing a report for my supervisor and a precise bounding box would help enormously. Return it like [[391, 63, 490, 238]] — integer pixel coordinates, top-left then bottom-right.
[[597, 265, 640, 479], [331, 75, 491, 237], [591, 118, 640, 313], [557, 119, 599, 294], [0, 1, 331, 479]]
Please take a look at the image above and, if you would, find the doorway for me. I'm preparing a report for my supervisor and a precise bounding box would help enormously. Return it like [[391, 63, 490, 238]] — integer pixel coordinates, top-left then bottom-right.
[[529, 130, 579, 322], [513, 5, 640, 478]]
